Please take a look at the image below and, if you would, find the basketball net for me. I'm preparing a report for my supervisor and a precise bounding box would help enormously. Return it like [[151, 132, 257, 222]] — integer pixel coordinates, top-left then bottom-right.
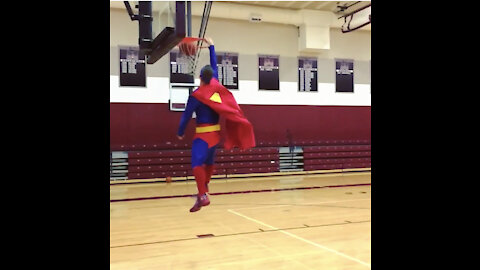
[[177, 51, 196, 76], [177, 37, 209, 76]]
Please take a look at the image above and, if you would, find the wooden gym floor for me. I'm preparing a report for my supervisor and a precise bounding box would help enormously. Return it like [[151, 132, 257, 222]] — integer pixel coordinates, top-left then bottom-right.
[[110, 172, 371, 269]]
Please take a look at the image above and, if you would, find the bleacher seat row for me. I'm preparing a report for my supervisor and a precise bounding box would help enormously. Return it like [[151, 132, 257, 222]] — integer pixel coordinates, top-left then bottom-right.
[[127, 147, 279, 179], [112, 140, 371, 180], [111, 139, 371, 151], [303, 145, 370, 171]]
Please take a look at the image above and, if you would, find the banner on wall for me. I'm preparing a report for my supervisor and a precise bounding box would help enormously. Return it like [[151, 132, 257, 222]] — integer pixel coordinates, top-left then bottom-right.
[[335, 59, 354, 92], [170, 51, 194, 84], [119, 46, 146, 87], [217, 52, 238, 90], [258, 55, 279, 90], [298, 57, 318, 92]]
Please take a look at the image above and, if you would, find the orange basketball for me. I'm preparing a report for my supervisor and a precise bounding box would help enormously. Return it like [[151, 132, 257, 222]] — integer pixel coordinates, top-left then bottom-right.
[[179, 42, 196, 56], [166, 176, 172, 183]]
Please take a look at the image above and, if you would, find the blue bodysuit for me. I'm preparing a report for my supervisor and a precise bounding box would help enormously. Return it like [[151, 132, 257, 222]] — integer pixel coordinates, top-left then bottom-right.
[[177, 45, 220, 168]]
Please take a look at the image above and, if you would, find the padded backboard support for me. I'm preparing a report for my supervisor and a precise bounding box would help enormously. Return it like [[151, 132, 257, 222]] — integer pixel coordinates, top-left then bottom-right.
[[124, 1, 187, 64]]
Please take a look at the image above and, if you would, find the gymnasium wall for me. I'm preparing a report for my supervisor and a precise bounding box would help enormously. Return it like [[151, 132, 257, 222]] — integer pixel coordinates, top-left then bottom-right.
[[109, 7, 371, 150]]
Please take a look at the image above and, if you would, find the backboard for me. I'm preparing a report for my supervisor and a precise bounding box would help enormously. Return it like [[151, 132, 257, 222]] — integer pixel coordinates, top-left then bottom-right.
[[124, 1, 189, 64]]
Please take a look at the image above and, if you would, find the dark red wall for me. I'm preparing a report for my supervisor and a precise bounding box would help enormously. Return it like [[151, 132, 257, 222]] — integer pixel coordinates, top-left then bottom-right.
[[110, 103, 370, 150]]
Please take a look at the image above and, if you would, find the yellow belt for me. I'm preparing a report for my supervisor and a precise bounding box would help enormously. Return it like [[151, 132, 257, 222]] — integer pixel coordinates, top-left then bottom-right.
[[196, 124, 221, 133]]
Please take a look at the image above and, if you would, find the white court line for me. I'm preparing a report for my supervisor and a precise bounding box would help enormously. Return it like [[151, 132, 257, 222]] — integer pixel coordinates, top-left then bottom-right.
[[228, 209, 371, 268], [232, 198, 371, 211], [215, 222, 315, 270]]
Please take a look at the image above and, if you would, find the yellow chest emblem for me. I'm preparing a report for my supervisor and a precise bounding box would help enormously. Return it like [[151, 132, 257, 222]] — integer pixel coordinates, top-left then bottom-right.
[[209, 92, 222, 103]]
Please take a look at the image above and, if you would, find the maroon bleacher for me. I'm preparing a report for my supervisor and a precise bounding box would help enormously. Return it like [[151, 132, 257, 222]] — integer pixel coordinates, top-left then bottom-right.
[[113, 139, 370, 151], [303, 141, 371, 171], [120, 139, 370, 180], [127, 147, 280, 180]]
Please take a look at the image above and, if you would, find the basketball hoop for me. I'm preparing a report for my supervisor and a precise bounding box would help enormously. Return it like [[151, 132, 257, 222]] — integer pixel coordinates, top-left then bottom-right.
[[177, 37, 209, 76]]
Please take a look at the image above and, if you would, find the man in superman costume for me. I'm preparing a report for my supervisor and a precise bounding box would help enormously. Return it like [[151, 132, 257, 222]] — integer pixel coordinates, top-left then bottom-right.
[[177, 37, 255, 212]]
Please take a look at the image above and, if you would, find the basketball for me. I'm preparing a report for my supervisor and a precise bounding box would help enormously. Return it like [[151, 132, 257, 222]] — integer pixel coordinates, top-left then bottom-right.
[[166, 176, 172, 183]]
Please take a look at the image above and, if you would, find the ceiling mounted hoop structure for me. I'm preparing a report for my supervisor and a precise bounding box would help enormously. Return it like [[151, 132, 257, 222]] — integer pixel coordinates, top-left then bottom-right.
[[339, 3, 371, 33], [192, 1, 213, 75], [175, 1, 213, 77]]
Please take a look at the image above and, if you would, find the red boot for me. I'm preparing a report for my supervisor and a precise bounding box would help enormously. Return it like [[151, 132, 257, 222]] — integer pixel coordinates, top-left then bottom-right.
[[193, 166, 208, 193], [205, 165, 214, 193], [190, 194, 210, 212], [190, 166, 210, 212]]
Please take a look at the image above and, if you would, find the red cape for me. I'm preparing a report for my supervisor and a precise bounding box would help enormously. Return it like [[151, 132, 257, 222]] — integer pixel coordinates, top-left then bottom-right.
[[192, 79, 255, 150]]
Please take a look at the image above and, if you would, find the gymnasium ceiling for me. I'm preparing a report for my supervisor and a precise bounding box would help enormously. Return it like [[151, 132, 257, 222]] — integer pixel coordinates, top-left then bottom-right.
[[110, 1, 371, 31], [227, 1, 371, 14], [111, 1, 371, 15], [226, 1, 371, 30]]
